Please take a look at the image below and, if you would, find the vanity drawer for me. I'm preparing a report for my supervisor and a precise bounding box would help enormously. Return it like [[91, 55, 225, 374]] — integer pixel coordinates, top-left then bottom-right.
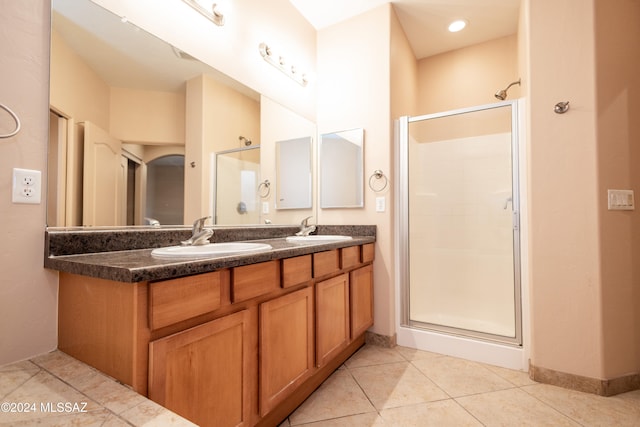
[[149, 271, 222, 330], [232, 260, 280, 303], [362, 243, 375, 263], [282, 255, 312, 288], [341, 246, 361, 269], [313, 250, 340, 277]]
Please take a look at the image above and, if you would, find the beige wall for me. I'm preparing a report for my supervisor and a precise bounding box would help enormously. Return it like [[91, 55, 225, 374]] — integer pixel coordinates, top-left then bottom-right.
[[50, 30, 110, 129], [417, 35, 520, 115], [184, 74, 260, 222], [110, 87, 185, 145], [0, 0, 57, 365], [51, 32, 186, 144], [390, 7, 418, 120], [594, 0, 640, 379], [526, 0, 640, 383], [317, 4, 395, 336], [527, 0, 604, 379]]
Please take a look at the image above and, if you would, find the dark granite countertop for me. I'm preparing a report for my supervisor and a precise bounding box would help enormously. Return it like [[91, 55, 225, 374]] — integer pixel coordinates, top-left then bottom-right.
[[44, 225, 376, 283]]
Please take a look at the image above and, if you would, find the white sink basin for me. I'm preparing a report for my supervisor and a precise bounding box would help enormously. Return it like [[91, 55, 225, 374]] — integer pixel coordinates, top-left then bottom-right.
[[151, 242, 272, 259], [286, 235, 353, 243]]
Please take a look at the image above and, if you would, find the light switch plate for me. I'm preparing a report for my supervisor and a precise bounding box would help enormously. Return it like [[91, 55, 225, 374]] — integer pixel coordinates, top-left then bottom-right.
[[375, 196, 386, 212], [607, 189, 634, 210]]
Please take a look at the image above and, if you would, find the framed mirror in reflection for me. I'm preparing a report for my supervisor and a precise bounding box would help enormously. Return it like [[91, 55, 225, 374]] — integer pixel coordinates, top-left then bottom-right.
[[276, 137, 312, 210], [319, 128, 364, 208], [48, 0, 316, 228]]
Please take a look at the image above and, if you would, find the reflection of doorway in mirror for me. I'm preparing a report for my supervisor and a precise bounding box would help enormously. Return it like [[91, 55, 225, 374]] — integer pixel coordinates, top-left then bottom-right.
[[47, 110, 68, 227], [146, 155, 185, 225]]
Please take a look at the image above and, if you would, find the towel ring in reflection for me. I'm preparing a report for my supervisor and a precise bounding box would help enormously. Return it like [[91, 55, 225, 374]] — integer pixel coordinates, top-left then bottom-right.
[[0, 103, 21, 139], [368, 170, 388, 192], [258, 179, 271, 198]]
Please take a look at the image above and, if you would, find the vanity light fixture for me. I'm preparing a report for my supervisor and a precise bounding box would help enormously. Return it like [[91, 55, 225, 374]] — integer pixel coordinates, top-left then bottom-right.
[[448, 19, 467, 32], [259, 43, 308, 87], [182, 0, 224, 26]]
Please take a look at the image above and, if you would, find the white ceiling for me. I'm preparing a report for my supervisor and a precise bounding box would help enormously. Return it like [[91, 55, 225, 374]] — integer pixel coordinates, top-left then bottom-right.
[[289, 0, 521, 59], [52, 0, 521, 94]]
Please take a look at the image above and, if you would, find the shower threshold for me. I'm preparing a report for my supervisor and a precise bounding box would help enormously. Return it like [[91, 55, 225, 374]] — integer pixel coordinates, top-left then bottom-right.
[[406, 319, 521, 347]]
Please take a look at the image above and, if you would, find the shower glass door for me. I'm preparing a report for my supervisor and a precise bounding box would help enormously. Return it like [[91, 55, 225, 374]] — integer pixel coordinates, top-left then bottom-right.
[[399, 101, 521, 345]]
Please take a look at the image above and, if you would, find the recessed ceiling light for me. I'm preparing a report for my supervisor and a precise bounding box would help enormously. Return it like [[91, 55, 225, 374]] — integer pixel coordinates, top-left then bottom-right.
[[448, 19, 467, 33]]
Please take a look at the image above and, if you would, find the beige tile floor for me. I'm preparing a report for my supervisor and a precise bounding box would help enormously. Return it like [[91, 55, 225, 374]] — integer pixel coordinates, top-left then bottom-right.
[[0, 350, 196, 426], [282, 345, 640, 427], [2, 345, 639, 426]]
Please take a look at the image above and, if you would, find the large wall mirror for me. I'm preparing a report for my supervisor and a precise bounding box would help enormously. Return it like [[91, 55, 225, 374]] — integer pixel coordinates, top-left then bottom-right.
[[319, 128, 364, 208], [48, 0, 315, 227]]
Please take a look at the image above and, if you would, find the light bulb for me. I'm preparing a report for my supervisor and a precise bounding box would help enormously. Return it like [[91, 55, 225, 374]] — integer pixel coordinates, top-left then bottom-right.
[[448, 19, 467, 32]]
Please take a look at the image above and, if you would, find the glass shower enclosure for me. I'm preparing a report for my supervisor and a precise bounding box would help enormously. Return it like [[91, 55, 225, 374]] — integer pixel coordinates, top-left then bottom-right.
[[397, 100, 522, 346]]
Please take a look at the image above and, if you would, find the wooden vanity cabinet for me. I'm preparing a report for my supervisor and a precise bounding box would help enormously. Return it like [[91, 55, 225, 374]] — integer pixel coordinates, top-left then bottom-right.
[[57, 243, 374, 427], [57, 272, 151, 395], [149, 271, 223, 330], [148, 309, 255, 427], [259, 287, 314, 416], [315, 273, 350, 367], [350, 264, 374, 338]]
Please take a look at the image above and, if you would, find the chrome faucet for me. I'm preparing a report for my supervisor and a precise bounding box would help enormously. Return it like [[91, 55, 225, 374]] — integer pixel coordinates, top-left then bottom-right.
[[181, 216, 213, 246], [295, 216, 317, 236]]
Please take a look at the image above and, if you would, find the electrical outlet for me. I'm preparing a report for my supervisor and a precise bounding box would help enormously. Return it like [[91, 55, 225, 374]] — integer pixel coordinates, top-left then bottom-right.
[[12, 168, 42, 204]]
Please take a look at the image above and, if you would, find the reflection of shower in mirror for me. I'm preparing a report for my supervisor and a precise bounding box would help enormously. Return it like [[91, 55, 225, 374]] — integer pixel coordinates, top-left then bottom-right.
[[494, 78, 521, 100], [239, 135, 252, 146]]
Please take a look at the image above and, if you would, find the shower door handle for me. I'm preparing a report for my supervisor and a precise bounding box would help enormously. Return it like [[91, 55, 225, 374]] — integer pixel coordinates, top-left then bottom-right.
[[512, 210, 519, 231]]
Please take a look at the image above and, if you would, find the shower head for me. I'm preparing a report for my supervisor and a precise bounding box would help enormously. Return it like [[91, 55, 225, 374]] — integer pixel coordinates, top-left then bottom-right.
[[495, 79, 521, 100], [239, 136, 252, 146]]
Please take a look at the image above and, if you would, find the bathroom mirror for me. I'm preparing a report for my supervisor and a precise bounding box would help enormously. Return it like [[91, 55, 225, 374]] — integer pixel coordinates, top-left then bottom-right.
[[276, 137, 313, 209], [48, 0, 315, 227], [319, 128, 364, 208]]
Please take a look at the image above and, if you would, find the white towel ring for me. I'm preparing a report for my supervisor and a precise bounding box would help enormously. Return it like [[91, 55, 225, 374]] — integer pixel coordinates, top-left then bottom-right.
[[0, 103, 21, 139]]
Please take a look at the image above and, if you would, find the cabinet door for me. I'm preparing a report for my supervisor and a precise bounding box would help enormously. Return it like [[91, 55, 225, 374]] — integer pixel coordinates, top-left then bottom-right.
[[316, 274, 350, 367], [259, 287, 314, 416], [149, 309, 254, 427], [350, 265, 374, 339]]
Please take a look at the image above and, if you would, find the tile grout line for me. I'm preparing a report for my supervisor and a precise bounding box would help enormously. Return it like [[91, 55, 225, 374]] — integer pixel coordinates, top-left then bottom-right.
[[402, 354, 492, 426], [0, 362, 41, 402], [517, 384, 589, 427], [29, 356, 136, 426], [340, 362, 384, 420], [344, 347, 466, 423]]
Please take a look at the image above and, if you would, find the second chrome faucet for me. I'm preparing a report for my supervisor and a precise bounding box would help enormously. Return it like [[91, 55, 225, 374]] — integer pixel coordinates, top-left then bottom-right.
[[181, 216, 213, 246], [295, 216, 316, 236]]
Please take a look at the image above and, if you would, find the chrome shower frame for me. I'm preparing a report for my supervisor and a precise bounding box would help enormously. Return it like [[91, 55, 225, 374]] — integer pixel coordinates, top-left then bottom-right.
[[396, 99, 523, 347]]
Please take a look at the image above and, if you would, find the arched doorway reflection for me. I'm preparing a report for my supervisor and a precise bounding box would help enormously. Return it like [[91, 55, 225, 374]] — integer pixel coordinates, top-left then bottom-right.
[[146, 155, 185, 225]]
